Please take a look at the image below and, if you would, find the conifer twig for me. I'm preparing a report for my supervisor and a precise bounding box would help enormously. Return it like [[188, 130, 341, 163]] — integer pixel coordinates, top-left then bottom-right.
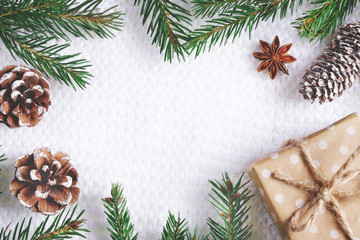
[[293, 0, 358, 42], [161, 213, 188, 240], [102, 183, 138, 240], [134, 0, 192, 62], [103, 172, 253, 240], [207, 172, 253, 240], [187, 0, 303, 57], [0, 0, 123, 89], [0, 205, 89, 240]]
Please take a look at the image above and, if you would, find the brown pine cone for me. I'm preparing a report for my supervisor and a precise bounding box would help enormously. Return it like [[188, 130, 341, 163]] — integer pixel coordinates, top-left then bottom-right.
[[10, 148, 80, 215], [299, 22, 360, 103], [0, 65, 51, 128]]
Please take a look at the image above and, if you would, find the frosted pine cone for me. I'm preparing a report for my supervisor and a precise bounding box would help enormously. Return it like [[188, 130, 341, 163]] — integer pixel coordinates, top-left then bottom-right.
[[300, 22, 360, 103], [10, 148, 80, 215], [0, 65, 51, 128]]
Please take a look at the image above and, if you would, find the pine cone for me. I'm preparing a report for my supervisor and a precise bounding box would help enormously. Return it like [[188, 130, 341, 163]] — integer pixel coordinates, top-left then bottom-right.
[[300, 22, 360, 103], [0, 65, 51, 128], [10, 148, 80, 215]]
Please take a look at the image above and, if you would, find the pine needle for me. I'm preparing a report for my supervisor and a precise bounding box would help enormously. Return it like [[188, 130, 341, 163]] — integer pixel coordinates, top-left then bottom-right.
[[0, 0, 123, 89], [207, 172, 253, 240], [187, 0, 303, 57], [161, 213, 188, 240], [0, 205, 89, 240], [134, 0, 192, 63], [102, 183, 138, 240], [293, 0, 358, 42]]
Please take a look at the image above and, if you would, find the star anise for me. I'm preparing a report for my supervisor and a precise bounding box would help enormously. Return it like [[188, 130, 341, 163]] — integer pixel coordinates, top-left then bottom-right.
[[253, 36, 296, 79]]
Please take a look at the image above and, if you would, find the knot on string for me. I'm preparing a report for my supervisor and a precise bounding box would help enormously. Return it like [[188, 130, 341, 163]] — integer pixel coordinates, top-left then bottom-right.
[[271, 139, 360, 240]]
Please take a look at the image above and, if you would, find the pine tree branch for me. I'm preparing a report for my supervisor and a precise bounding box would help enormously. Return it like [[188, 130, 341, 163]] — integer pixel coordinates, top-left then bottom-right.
[[0, 30, 91, 89], [207, 172, 253, 240], [293, 0, 358, 42], [187, 0, 303, 57], [161, 213, 188, 240], [192, 0, 242, 18], [186, 229, 210, 240], [134, 0, 192, 62], [0, 0, 123, 40], [102, 183, 138, 240], [0, 205, 89, 240], [103, 172, 253, 240], [0, 0, 123, 89]]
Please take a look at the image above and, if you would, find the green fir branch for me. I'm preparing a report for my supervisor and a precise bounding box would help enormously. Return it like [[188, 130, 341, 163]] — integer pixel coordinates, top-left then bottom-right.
[[104, 172, 252, 240], [0, 0, 123, 89], [0, 205, 89, 240], [102, 183, 138, 240], [207, 172, 253, 240], [0, 153, 5, 163], [134, 0, 192, 62], [186, 229, 210, 240], [187, 0, 303, 57], [192, 0, 242, 18], [0, 31, 91, 89], [293, 0, 358, 42], [161, 213, 188, 240]]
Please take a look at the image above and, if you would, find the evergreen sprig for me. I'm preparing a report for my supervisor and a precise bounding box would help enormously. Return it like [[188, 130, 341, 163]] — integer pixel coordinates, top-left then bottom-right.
[[103, 172, 252, 240], [207, 172, 253, 240], [161, 213, 188, 240], [102, 183, 138, 240], [186, 229, 209, 240], [187, 0, 303, 57], [293, 0, 358, 42], [0, 0, 123, 89], [134, 0, 192, 62], [0, 205, 89, 240]]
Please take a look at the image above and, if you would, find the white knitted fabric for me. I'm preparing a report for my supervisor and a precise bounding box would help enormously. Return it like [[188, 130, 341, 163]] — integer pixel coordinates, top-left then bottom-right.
[[1, 1, 360, 239]]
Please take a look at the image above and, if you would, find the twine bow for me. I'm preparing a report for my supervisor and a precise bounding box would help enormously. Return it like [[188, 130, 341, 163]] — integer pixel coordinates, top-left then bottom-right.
[[272, 139, 360, 240]]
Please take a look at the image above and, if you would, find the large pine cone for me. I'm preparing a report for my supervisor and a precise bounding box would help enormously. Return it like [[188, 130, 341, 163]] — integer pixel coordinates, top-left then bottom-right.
[[10, 148, 80, 215], [299, 22, 360, 103], [0, 65, 51, 128]]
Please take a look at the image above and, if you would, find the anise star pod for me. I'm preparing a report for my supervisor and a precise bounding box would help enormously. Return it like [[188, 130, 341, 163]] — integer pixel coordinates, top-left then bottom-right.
[[253, 36, 296, 79], [10, 148, 79, 215]]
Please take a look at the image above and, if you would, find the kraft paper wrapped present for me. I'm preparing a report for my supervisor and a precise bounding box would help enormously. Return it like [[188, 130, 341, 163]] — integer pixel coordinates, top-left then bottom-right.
[[248, 113, 360, 240]]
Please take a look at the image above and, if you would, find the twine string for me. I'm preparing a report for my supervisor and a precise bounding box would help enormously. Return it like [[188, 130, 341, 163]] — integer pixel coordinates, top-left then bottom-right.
[[271, 139, 360, 240]]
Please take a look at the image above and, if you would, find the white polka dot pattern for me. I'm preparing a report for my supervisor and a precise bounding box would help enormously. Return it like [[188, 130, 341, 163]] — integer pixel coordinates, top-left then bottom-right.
[[270, 152, 279, 159], [318, 140, 328, 150], [330, 229, 340, 239], [262, 169, 271, 178], [339, 145, 349, 155], [347, 126, 356, 135], [309, 224, 318, 234], [332, 165, 340, 174], [290, 154, 300, 164], [275, 194, 284, 203], [295, 198, 304, 208]]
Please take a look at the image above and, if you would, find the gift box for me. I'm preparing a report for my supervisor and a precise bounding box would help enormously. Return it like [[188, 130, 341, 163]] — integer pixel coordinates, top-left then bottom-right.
[[248, 113, 360, 240]]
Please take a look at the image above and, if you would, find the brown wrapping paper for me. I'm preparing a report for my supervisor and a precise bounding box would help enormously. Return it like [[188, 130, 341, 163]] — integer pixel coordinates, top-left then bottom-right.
[[248, 113, 360, 240]]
